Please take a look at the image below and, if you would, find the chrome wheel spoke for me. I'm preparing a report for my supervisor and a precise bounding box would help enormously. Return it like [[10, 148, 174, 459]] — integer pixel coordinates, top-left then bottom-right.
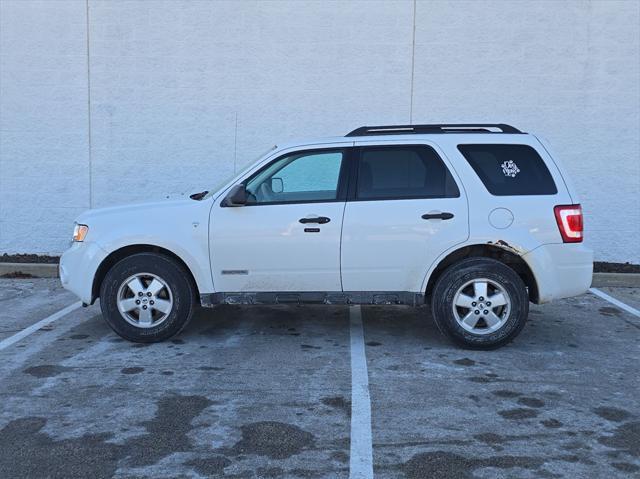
[[454, 294, 475, 308], [461, 311, 480, 329], [138, 307, 153, 326], [489, 292, 507, 307], [127, 277, 145, 296], [474, 281, 488, 299], [119, 298, 138, 313], [147, 278, 164, 296], [153, 298, 172, 314], [484, 311, 502, 328]]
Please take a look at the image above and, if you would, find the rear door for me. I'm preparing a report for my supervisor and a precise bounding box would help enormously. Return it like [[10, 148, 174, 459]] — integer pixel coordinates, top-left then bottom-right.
[[341, 141, 469, 292]]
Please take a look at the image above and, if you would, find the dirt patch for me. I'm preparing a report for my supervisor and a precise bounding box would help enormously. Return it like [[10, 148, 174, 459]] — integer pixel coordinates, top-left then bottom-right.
[[128, 394, 213, 466], [321, 396, 351, 417], [453, 358, 476, 366], [403, 451, 544, 479], [330, 451, 349, 463], [611, 461, 640, 473], [599, 307, 622, 317], [541, 419, 563, 429], [300, 344, 321, 350], [593, 406, 632, 422], [473, 433, 508, 445], [492, 390, 521, 398], [0, 417, 121, 478], [0, 394, 215, 476], [598, 421, 640, 457], [230, 421, 315, 459], [517, 397, 545, 408], [69, 334, 89, 340], [256, 466, 285, 477], [594, 261, 640, 273], [468, 376, 498, 384], [0, 254, 59, 264], [24, 365, 70, 378], [498, 408, 539, 420], [185, 456, 231, 476], [121, 367, 145, 375], [0, 271, 35, 279]]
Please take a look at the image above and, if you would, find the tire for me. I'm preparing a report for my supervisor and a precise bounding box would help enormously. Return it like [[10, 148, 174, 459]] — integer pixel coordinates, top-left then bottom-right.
[[431, 257, 529, 349], [99, 252, 196, 342]]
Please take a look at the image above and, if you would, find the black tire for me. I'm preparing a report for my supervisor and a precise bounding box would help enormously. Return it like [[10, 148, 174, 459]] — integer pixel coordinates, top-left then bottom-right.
[[431, 257, 529, 349], [99, 253, 196, 342]]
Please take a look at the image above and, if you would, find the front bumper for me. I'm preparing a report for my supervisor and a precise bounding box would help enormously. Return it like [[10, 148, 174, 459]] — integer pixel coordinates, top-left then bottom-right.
[[523, 242, 593, 303], [59, 241, 108, 304]]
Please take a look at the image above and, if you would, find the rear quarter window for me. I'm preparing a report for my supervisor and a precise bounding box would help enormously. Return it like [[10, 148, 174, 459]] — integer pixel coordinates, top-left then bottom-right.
[[457, 144, 557, 196]]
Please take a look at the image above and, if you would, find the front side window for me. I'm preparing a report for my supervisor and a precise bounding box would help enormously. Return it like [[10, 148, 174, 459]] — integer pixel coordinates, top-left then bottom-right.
[[458, 144, 557, 196], [356, 145, 460, 200], [245, 150, 344, 204]]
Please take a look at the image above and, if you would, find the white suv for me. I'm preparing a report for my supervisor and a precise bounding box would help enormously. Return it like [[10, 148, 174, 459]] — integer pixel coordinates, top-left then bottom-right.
[[60, 124, 593, 349]]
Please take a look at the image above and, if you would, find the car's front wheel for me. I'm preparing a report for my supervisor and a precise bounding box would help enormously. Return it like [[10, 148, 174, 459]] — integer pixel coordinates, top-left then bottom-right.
[[431, 257, 529, 349], [100, 253, 196, 342]]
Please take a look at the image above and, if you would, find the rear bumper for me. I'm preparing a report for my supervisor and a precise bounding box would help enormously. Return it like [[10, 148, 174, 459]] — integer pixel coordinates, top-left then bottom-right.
[[523, 243, 593, 303], [59, 241, 108, 304]]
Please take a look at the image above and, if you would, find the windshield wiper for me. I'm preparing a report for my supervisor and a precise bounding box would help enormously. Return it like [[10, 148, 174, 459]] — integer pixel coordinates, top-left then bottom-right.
[[189, 190, 209, 201]]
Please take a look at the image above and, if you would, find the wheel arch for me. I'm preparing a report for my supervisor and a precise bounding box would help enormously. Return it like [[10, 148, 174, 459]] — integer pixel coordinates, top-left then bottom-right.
[[424, 244, 539, 304], [91, 244, 201, 305]]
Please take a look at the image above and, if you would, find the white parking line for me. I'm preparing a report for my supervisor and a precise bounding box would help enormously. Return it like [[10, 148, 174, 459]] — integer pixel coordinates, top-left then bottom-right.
[[0, 301, 82, 352], [590, 288, 640, 318], [349, 305, 374, 479]]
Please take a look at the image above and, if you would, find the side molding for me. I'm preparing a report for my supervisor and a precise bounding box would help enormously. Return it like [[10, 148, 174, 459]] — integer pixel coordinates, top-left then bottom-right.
[[200, 291, 424, 307]]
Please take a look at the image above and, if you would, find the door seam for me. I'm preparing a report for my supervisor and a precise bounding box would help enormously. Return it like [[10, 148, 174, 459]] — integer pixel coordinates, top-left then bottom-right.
[[339, 200, 348, 292]]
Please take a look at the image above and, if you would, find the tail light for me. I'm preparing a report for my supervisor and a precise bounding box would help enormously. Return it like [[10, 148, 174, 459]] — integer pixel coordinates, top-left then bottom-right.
[[554, 205, 583, 243]]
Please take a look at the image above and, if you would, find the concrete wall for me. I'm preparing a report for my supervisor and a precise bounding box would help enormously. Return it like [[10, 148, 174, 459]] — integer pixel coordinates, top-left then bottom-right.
[[1, 0, 639, 262]]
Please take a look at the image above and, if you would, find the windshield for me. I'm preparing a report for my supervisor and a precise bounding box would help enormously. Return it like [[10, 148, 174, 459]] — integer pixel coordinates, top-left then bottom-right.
[[202, 145, 277, 200]]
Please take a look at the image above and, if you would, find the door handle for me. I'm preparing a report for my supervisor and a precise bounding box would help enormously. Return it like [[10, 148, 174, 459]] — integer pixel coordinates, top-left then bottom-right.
[[299, 216, 331, 224], [421, 212, 454, 220]]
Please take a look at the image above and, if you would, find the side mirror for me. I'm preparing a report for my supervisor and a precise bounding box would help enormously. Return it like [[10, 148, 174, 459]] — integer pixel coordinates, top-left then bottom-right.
[[221, 184, 247, 207], [271, 177, 284, 194]]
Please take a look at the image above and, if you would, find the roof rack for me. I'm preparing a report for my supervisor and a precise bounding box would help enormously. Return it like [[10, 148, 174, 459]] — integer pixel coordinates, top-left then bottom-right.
[[345, 123, 523, 137]]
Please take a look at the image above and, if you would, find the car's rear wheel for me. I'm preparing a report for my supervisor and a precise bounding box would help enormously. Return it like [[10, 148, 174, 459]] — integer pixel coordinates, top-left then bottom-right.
[[100, 253, 195, 342], [431, 257, 529, 349]]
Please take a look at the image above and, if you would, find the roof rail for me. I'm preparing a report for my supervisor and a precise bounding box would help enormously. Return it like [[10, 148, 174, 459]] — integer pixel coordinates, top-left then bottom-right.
[[345, 123, 523, 137]]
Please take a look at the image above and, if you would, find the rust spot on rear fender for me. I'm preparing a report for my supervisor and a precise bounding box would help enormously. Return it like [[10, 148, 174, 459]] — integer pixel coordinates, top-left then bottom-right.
[[487, 240, 526, 256]]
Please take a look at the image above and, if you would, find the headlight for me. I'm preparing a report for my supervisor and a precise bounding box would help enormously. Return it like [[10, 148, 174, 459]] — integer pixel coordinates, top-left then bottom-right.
[[72, 223, 89, 242]]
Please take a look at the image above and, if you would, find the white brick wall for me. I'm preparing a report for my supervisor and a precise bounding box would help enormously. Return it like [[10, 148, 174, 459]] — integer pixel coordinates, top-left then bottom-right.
[[1, 0, 638, 262], [1, 0, 90, 252]]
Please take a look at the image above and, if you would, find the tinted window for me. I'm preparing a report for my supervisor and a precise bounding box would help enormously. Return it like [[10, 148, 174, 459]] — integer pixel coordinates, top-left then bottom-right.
[[458, 144, 557, 196], [246, 150, 343, 204], [357, 146, 460, 200]]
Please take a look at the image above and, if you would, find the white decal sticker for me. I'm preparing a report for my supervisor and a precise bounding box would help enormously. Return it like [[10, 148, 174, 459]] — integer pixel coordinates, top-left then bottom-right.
[[501, 160, 520, 178]]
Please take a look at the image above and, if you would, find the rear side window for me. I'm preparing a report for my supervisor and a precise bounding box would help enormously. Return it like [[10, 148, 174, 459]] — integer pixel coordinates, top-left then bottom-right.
[[357, 145, 460, 200], [458, 144, 557, 196]]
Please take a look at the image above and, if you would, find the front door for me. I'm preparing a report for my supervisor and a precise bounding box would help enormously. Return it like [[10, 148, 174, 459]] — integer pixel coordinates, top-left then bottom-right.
[[210, 148, 349, 292], [341, 142, 469, 292]]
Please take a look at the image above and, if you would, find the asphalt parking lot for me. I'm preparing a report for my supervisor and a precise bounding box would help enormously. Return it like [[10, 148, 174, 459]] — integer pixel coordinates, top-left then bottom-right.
[[1, 278, 639, 479]]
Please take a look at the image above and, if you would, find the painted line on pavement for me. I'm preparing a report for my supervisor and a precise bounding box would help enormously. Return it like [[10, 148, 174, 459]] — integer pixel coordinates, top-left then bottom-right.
[[589, 288, 640, 319], [0, 301, 82, 352], [349, 305, 374, 479]]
